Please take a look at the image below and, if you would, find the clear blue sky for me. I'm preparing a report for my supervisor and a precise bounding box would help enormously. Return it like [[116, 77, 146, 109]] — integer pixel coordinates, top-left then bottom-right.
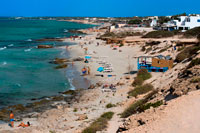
[[0, 0, 200, 17]]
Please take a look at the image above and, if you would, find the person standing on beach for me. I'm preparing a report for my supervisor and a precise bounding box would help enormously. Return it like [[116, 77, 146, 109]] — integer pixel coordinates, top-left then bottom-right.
[[10, 111, 14, 127], [87, 66, 91, 75]]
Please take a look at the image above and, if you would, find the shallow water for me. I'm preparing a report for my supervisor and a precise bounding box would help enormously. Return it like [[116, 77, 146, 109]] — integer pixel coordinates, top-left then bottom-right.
[[0, 19, 94, 108]]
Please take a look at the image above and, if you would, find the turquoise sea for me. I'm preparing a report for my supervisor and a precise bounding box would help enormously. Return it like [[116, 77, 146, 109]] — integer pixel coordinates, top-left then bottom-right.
[[0, 19, 94, 108]]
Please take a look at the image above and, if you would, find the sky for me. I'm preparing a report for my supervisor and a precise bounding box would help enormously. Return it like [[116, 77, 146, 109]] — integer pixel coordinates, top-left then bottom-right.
[[0, 0, 200, 17]]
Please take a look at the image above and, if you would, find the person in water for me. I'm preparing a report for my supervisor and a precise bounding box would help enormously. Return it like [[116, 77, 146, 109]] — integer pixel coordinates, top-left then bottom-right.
[[10, 111, 14, 127], [18, 121, 30, 128]]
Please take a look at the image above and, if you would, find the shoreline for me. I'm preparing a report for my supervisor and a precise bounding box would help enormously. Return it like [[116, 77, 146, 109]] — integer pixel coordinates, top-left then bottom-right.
[[0, 24, 142, 132]]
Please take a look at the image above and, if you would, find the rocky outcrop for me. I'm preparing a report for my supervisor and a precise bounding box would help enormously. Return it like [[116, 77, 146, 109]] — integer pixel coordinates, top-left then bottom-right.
[[169, 65, 200, 97], [37, 45, 53, 49]]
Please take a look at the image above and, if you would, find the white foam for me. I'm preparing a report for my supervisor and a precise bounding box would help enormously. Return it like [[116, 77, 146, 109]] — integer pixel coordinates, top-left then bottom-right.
[[0, 46, 7, 51], [2, 62, 7, 65], [8, 44, 14, 47], [24, 48, 32, 52], [26, 39, 32, 42], [64, 29, 68, 33]]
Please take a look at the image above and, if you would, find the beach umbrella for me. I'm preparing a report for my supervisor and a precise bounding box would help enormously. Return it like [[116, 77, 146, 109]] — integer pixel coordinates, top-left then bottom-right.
[[85, 56, 91, 59], [97, 67, 104, 72]]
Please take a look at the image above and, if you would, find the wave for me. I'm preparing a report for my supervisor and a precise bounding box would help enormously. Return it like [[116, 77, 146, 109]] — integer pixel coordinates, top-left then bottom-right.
[[26, 39, 32, 42], [64, 29, 68, 33], [24, 48, 32, 52], [8, 44, 14, 47], [1, 61, 7, 66], [0, 46, 7, 51]]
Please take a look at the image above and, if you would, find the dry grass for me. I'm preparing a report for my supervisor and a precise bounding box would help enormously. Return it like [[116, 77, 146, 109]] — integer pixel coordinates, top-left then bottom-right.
[[82, 112, 114, 133]]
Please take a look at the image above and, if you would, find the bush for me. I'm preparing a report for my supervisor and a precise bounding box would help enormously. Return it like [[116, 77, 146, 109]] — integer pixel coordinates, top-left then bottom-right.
[[119, 44, 124, 47], [132, 77, 144, 87], [187, 58, 200, 68], [142, 31, 174, 38], [106, 103, 116, 108], [175, 45, 200, 63], [190, 76, 200, 83], [184, 27, 200, 38], [121, 91, 157, 118], [137, 69, 152, 81], [128, 19, 142, 24], [101, 112, 114, 119], [177, 46, 185, 51], [82, 112, 114, 133], [140, 100, 163, 111], [128, 84, 153, 97], [141, 46, 146, 51]]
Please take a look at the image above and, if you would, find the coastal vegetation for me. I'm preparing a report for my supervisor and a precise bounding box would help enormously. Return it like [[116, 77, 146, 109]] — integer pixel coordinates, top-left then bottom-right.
[[183, 27, 200, 37], [106, 103, 116, 108], [132, 69, 152, 87], [142, 31, 174, 38], [82, 112, 114, 133], [128, 19, 142, 24], [99, 31, 143, 38], [175, 45, 200, 63], [187, 58, 200, 68], [129, 84, 154, 97], [121, 91, 159, 118]]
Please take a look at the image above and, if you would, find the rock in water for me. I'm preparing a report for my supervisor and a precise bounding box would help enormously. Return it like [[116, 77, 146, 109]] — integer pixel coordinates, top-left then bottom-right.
[[37, 45, 53, 49], [54, 64, 68, 69]]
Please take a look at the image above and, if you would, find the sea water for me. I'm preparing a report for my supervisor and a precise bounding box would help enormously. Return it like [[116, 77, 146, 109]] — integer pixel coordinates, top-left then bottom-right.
[[0, 18, 94, 108]]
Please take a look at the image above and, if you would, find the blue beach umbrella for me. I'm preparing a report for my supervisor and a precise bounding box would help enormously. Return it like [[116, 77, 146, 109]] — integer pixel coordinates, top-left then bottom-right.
[[85, 56, 91, 59], [97, 67, 104, 72]]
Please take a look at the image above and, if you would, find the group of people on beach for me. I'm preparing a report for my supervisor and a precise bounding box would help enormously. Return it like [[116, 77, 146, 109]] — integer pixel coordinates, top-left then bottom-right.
[[9, 111, 30, 128]]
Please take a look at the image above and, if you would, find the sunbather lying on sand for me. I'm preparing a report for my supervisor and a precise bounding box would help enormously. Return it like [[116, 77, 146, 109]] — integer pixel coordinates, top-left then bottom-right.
[[18, 122, 30, 128]]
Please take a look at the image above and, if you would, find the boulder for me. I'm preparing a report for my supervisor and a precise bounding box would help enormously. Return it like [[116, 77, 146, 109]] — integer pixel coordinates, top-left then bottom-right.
[[49, 58, 69, 64], [88, 84, 95, 89], [76, 114, 88, 121], [37, 45, 53, 49], [54, 64, 68, 69]]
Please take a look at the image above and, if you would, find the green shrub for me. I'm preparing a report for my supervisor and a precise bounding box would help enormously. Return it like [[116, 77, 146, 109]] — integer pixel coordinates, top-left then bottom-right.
[[184, 27, 200, 37], [187, 58, 200, 68], [119, 44, 124, 47], [177, 46, 185, 51], [82, 112, 114, 133], [101, 112, 114, 119], [137, 69, 152, 81], [132, 77, 144, 87], [158, 46, 171, 53], [128, 84, 153, 97], [140, 101, 163, 111], [121, 91, 157, 118], [73, 108, 78, 112], [175, 45, 200, 63], [142, 31, 174, 38], [190, 76, 200, 83], [106, 103, 116, 108]]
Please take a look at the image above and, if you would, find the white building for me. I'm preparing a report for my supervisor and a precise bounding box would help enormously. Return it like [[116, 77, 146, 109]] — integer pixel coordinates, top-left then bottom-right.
[[150, 18, 157, 27], [164, 16, 200, 31]]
